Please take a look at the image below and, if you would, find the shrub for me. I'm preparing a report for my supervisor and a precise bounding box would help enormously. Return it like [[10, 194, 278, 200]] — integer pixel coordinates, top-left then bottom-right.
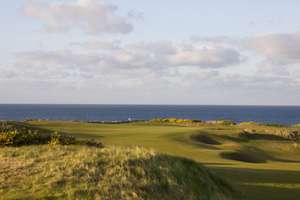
[[206, 120, 236, 125], [84, 139, 104, 148], [150, 118, 199, 124], [288, 130, 300, 147], [0, 129, 51, 146], [0, 130, 17, 145], [48, 131, 76, 146], [0, 122, 75, 146], [48, 133, 61, 146]]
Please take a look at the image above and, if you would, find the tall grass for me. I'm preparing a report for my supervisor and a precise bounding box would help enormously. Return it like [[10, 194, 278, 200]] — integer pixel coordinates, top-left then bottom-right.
[[0, 145, 235, 200]]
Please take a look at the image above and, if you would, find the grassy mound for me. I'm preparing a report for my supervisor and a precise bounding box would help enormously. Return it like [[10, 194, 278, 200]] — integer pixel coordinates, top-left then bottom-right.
[[238, 131, 288, 141], [191, 134, 222, 145], [0, 145, 235, 200], [220, 149, 267, 163]]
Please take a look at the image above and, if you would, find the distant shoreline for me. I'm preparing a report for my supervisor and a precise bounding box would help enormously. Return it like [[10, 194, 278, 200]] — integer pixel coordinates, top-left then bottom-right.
[[1, 118, 298, 128], [1, 104, 300, 125]]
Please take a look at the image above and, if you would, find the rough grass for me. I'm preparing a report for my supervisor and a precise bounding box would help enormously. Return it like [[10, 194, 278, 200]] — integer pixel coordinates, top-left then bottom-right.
[[0, 145, 235, 200]]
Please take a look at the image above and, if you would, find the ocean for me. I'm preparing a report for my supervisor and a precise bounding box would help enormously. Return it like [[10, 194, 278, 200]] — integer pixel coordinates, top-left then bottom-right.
[[0, 104, 300, 125]]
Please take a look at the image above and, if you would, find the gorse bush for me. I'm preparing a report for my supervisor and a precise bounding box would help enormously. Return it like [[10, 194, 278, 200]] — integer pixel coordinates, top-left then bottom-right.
[[0, 130, 17, 145], [0, 122, 75, 146], [48, 131, 76, 146], [206, 120, 236, 125], [150, 118, 199, 124], [0, 128, 51, 146]]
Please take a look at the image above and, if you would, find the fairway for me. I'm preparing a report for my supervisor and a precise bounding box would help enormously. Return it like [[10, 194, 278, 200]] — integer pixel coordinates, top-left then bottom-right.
[[26, 120, 300, 200]]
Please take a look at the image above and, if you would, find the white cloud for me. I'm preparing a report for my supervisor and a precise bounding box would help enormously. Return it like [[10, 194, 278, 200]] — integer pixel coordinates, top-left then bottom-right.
[[71, 40, 243, 69], [167, 46, 241, 68], [71, 40, 122, 50], [11, 50, 101, 82], [24, 0, 134, 34], [1, 39, 243, 92], [250, 32, 300, 65]]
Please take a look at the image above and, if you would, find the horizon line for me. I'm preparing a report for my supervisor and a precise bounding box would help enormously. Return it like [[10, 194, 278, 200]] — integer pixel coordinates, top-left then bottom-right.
[[0, 103, 300, 107]]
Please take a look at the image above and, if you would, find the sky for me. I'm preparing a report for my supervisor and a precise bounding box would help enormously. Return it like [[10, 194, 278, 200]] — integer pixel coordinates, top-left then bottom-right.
[[1, 0, 300, 105]]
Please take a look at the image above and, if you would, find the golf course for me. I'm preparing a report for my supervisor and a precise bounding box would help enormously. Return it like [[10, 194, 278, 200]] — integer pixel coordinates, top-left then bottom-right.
[[1, 119, 298, 200]]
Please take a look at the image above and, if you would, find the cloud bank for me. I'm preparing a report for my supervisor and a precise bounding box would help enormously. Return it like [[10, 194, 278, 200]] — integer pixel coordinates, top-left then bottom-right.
[[3, 33, 300, 90], [251, 32, 300, 65], [24, 0, 134, 34], [5, 40, 243, 84]]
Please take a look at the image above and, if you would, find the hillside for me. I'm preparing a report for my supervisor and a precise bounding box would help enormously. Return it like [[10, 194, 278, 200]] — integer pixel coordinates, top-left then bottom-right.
[[0, 145, 235, 200]]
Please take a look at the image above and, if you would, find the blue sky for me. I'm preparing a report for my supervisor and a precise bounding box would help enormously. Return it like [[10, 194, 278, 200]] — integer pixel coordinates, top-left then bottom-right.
[[1, 0, 300, 105]]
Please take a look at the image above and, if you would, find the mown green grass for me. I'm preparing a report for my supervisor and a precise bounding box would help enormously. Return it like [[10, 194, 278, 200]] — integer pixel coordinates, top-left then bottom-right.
[[25, 121, 300, 200]]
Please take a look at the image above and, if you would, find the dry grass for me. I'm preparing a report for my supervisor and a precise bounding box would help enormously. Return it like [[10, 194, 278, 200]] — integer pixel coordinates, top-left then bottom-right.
[[0, 145, 235, 200]]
